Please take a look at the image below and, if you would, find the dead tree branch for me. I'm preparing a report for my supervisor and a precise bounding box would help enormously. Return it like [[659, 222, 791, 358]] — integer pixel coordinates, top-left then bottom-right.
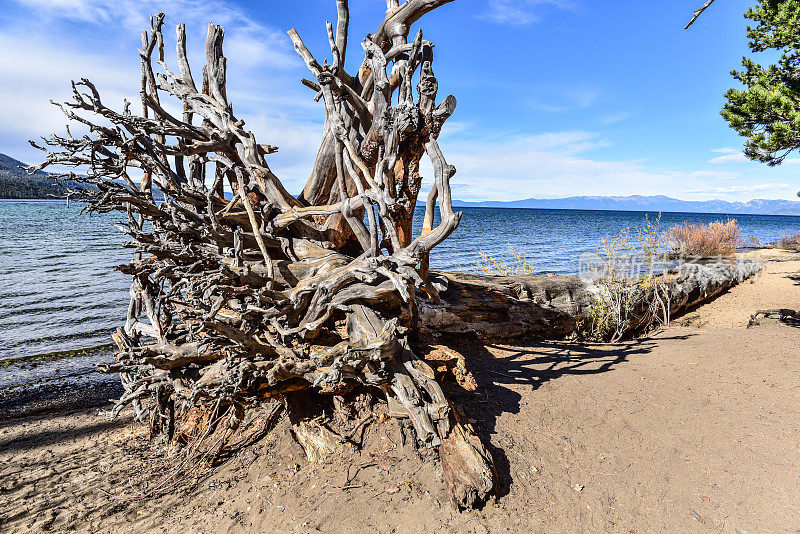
[[685, 0, 717, 29]]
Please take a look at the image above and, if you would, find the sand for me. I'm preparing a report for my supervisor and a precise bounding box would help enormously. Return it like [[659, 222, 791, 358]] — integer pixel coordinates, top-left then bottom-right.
[[1, 253, 799, 533], [674, 249, 800, 329]]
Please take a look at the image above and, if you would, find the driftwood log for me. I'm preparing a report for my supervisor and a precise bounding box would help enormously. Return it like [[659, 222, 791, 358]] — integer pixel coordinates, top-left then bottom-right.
[[420, 260, 765, 342], [29, 1, 496, 509]]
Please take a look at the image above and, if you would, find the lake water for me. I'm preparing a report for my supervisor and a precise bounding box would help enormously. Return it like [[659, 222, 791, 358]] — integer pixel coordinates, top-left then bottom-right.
[[2, 199, 799, 366]]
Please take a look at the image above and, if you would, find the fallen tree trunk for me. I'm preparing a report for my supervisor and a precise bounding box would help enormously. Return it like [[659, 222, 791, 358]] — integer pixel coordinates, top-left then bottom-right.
[[419, 260, 765, 342]]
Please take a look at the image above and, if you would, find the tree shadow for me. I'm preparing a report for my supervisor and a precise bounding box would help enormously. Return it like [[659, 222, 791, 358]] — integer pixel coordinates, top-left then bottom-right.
[[780, 315, 800, 328], [420, 332, 694, 499], [0, 417, 129, 455], [0, 379, 123, 426]]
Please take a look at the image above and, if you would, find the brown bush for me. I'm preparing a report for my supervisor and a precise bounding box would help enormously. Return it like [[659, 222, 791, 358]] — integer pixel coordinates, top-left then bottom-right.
[[773, 231, 800, 250], [665, 219, 742, 257]]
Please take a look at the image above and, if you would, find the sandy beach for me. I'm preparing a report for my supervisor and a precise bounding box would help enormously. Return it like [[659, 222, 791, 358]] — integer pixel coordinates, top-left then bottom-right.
[[1, 252, 798, 533]]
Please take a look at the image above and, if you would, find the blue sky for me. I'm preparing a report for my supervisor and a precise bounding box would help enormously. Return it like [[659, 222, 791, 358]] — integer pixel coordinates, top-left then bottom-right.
[[1, 0, 797, 202]]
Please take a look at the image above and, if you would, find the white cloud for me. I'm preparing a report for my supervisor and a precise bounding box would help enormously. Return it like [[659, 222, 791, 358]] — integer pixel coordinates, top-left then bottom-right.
[[709, 147, 749, 164], [2, 0, 319, 193], [18, 0, 261, 31], [4, 1, 797, 203], [687, 183, 795, 195], [418, 129, 799, 202], [0, 34, 138, 138], [709, 153, 748, 164], [482, 0, 578, 26], [13, 0, 297, 67]]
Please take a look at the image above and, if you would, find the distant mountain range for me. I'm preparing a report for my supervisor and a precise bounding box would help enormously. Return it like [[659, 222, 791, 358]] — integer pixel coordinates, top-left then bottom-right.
[[448, 195, 800, 216], [3, 151, 800, 216]]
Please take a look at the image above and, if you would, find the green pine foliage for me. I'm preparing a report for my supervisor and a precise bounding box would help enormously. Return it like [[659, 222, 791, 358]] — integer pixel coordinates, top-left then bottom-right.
[[722, 1, 800, 173]]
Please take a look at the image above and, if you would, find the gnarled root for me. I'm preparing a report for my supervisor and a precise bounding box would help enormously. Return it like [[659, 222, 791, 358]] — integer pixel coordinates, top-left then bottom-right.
[[440, 404, 497, 510], [31, 0, 496, 510]]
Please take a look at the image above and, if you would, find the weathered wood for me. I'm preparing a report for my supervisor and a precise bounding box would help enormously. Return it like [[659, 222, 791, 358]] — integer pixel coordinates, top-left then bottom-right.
[[419, 260, 765, 342], [685, 0, 716, 29], [418, 271, 588, 341], [29, 1, 498, 510], [440, 404, 496, 510]]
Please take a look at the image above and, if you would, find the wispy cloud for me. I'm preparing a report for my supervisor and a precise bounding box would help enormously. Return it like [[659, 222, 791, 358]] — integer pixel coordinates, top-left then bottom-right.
[[12, 0, 296, 67], [481, 0, 578, 26], [0, 33, 138, 140], [17, 0, 265, 31], [4, 1, 798, 203], [530, 87, 599, 113], [598, 111, 630, 126], [2, 0, 316, 190], [709, 147, 749, 164], [709, 153, 749, 164], [419, 129, 797, 202]]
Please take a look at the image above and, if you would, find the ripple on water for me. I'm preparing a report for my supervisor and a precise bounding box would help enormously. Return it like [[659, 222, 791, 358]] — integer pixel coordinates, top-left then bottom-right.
[[3, 200, 800, 365]]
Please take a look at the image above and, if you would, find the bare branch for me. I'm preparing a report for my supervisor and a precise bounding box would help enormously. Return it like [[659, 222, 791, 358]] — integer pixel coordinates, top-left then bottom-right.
[[685, 0, 716, 29]]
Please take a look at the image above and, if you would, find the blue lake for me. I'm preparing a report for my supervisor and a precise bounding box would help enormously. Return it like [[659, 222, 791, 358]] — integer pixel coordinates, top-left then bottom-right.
[[2, 199, 799, 363]]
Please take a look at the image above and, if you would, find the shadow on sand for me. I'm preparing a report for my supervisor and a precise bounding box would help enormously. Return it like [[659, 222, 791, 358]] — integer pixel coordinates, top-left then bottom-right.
[[424, 331, 696, 499]]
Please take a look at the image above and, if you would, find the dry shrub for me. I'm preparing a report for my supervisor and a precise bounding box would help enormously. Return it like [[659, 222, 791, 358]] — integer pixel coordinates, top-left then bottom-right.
[[665, 219, 742, 257], [740, 234, 763, 249], [773, 231, 800, 251], [475, 246, 534, 276], [581, 214, 670, 342]]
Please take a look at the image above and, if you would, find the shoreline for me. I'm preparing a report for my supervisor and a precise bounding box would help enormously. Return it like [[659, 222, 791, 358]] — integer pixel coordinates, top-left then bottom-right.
[[3, 248, 795, 421], [0, 345, 119, 421], [0, 378, 122, 421]]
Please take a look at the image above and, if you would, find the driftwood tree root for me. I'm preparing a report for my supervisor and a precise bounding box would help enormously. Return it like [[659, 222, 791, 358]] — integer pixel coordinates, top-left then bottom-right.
[[30, 0, 495, 509]]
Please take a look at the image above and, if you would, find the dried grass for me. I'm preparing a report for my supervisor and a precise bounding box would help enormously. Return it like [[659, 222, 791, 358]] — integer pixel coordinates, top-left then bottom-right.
[[665, 219, 742, 257], [581, 214, 670, 342], [475, 247, 534, 276]]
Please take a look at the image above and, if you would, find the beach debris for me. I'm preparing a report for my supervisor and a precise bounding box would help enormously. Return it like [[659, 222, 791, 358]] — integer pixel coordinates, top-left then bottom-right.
[[27, 1, 495, 511], [689, 508, 705, 524], [747, 309, 800, 328]]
